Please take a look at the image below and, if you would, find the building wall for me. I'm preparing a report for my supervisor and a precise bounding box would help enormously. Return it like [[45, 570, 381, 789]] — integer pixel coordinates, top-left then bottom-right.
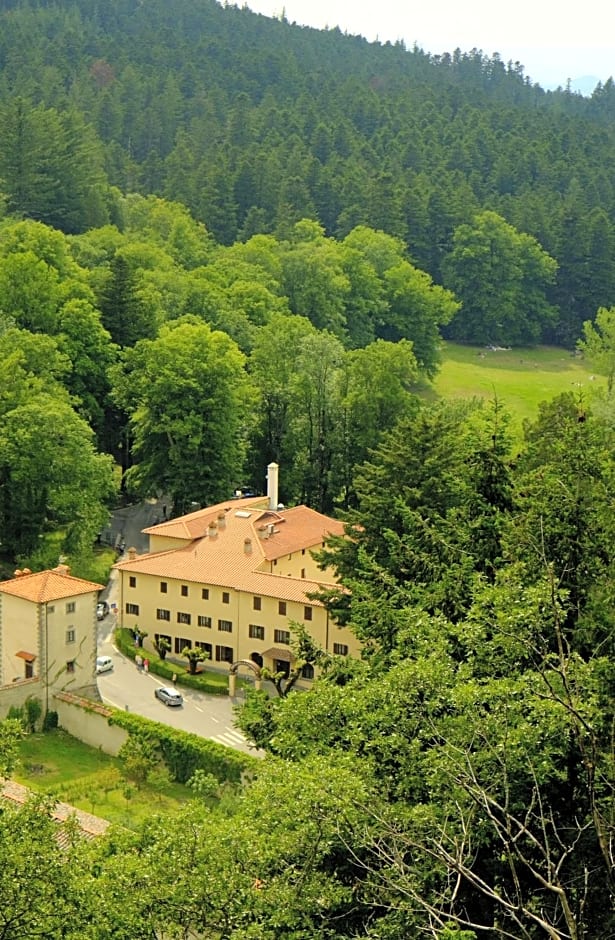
[[0, 594, 39, 685], [119, 570, 360, 673], [259, 540, 334, 581], [54, 694, 127, 756], [0, 677, 42, 717], [44, 593, 98, 695], [149, 535, 191, 553], [0, 590, 98, 700]]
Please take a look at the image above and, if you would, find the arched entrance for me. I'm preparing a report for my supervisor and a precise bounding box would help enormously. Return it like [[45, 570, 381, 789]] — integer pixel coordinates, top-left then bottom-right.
[[228, 658, 262, 696]]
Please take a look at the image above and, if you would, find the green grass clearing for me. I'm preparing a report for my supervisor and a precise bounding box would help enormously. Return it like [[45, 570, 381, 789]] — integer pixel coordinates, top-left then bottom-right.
[[434, 343, 603, 435], [14, 730, 194, 828]]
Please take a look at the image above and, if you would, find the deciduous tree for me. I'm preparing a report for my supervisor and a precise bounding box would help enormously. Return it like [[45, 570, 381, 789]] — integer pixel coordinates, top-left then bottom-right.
[[443, 210, 557, 345], [113, 316, 252, 511]]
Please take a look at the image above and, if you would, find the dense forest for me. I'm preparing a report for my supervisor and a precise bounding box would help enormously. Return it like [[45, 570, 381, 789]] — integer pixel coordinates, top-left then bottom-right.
[[1, 0, 615, 345], [0, 2, 614, 937]]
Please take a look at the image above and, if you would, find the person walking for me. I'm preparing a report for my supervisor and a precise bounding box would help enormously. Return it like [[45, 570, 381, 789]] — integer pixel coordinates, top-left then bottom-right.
[[135, 653, 143, 671], [144, 658, 149, 674]]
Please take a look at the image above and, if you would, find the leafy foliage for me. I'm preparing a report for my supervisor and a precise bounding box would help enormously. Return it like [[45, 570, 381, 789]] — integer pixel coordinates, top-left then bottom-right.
[[109, 709, 256, 784]]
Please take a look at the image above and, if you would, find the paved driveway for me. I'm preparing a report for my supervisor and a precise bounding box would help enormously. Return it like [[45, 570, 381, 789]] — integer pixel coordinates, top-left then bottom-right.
[[96, 652, 257, 754]]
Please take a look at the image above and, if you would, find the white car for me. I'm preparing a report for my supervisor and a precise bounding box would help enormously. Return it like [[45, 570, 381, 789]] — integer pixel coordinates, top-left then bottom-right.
[[96, 655, 113, 675]]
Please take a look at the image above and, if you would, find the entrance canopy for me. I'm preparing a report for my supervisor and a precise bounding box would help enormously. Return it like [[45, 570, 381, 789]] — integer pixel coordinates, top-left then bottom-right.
[[16, 650, 37, 662], [262, 647, 295, 663]]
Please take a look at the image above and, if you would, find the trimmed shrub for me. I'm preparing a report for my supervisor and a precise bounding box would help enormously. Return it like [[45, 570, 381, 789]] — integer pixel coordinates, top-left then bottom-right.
[[7, 704, 24, 723], [43, 710, 59, 731], [108, 709, 257, 784], [24, 696, 43, 732], [114, 628, 239, 696]]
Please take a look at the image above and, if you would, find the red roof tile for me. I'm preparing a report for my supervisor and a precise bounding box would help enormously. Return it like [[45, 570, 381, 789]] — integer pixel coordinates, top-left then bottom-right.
[[115, 503, 344, 605], [0, 567, 103, 603], [1, 779, 110, 839]]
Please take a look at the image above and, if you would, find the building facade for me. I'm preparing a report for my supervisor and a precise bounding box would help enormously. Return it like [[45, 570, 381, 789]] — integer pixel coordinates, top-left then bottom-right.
[[0, 565, 103, 712], [114, 467, 359, 682]]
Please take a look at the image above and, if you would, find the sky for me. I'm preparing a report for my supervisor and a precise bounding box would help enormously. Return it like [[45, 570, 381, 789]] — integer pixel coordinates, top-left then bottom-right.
[[244, 0, 615, 91]]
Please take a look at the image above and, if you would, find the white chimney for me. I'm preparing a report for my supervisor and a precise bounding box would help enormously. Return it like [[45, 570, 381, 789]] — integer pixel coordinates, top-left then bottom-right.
[[267, 462, 279, 511]]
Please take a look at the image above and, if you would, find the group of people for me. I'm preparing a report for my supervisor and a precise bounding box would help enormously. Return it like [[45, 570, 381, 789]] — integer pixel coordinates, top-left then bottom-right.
[[135, 653, 149, 673], [134, 646, 177, 685]]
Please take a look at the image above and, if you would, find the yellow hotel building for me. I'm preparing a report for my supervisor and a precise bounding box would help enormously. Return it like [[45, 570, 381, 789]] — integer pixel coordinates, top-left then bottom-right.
[[114, 464, 359, 683]]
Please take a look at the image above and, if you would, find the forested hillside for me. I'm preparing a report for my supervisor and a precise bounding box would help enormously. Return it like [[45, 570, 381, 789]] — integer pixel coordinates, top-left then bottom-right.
[[1, 0, 615, 343], [0, 4, 614, 937]]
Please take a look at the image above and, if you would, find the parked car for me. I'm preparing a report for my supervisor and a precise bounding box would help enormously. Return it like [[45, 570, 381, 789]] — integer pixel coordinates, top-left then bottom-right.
[[154, 686, 183, 707], [96, 655, 113, 675], [97, 601, 109, 620]]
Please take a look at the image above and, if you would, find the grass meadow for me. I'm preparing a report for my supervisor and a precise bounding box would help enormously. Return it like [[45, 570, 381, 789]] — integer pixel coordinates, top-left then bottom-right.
[[15, 730, 194, 828], [433, 343, 603, 435]]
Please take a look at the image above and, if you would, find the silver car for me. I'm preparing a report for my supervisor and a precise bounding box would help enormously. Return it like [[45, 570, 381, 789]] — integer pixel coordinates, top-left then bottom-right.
[[154, 686, 183, 707]]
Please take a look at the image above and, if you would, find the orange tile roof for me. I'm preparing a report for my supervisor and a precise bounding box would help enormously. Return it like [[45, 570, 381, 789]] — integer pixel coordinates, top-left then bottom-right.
[[142, 496, 269, 540], [1, 779, 110, 840], [115, 503, 344, 605], [0, 567, 103, 603], [254, 506, 344, 560]]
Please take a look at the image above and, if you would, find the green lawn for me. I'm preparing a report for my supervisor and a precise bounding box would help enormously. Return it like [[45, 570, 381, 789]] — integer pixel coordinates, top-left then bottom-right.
[[14, 730, 194, 828], [434, 343, 602, 434]]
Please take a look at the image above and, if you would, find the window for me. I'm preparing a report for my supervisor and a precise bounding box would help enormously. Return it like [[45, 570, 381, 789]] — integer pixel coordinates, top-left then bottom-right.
[[47, 605, 55, 614], [66, 602, 75, 614], [304, 606, 313, 621], [274, 629, 290, 645], [195, 641, 212, 658], [156, 609, 171, 621], [333, 643, 349, 656], [278, 601, 287, 616], [174, 637, 192, 655], [218, 619, 232, 633], [155, 633, 171, 648], [215, 645, 233, 663], [301, 548, 306, 555], [222, 591, 230, 604], [66, 629, 75, 644], [160, 581, 168, 593], [66, 660, 75, 673], [301, 568, 306, 579], [301, 663, 315, 680], [198, 615, 212, 628], [126, 603, 140, 615], [253, 596, 261, 611], [181, 584, 188, 597], [129, 576, 136, 588], [177, 612, 191, 625], [202, 588, 209, 600], [249, 624, 265, 640]]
